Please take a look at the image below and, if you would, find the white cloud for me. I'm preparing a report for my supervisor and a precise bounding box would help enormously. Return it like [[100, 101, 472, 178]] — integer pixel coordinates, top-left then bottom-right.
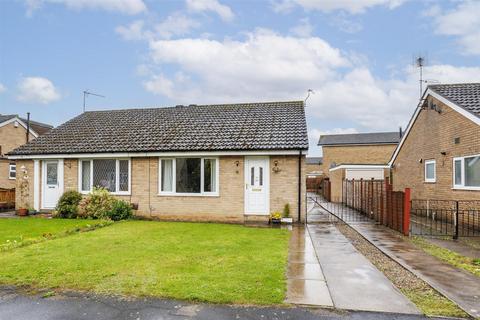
[[25, 0, 146, 16], [0, 83, 6, 93], [17, 77, 61, 104], [186, 0, 234, 21], [139, 28, 480, 136], [272, 0, 405, 14], [289, 18, 313, 37], [116, 14, 200, 41], [433, 1, 480, 55]]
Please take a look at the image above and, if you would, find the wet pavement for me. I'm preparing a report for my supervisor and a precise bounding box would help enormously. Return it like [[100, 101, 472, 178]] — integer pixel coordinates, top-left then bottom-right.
[[0, 286, 448, 320], [307, 224, 420, 314], [349, 222, 480, 318], [286, 226, 333, 307]]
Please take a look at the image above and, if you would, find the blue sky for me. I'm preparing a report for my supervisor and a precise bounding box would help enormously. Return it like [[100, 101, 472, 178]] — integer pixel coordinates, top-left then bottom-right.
[[1, 0, 479, 156]]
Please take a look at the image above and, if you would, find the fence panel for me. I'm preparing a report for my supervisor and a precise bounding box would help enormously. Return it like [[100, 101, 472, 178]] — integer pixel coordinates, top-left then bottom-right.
[[0, 188, 15, 211]]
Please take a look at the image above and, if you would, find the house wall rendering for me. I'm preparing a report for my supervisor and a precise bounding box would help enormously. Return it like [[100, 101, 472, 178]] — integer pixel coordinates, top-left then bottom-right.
[[392, 96, 480, 200], [16, 155, 307, 222]]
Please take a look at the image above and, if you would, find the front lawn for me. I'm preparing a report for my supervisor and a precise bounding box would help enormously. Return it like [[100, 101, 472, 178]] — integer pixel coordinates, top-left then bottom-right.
[[0, 218, 108, 247], [0, 221, 290, 305]]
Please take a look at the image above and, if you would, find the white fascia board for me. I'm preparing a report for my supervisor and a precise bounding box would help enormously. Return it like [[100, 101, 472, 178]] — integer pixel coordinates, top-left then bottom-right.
[[329, 164, 389, 172], [0, 117, 39, 138], [389, 88, 480, 167], [8, 149, 306, 160]]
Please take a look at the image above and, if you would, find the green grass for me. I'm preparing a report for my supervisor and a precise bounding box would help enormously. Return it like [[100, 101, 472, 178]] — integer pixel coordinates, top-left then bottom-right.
[[401, 288, 468, 318], [0, 221, 290, 305], [411, 237, 480, 278], [0, 218, 110, 249]]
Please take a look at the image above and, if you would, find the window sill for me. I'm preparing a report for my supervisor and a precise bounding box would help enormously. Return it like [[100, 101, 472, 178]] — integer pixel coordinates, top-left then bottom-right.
[[8, 177, 15, 180], [452, 186, 480, 191], [158, 193, 219, 197], [424, 181, 436, 184], [80, 191, 131, 196]]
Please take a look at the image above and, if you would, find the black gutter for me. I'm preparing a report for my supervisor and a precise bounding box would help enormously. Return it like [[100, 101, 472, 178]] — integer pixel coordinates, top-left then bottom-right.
[[298, 150, 302, 222], [26, 112, 30, 143]]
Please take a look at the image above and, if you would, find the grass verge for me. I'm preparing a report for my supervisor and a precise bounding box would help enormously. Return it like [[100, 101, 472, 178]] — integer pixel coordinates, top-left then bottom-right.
[[0, 221, 290, 305], [336, 223, 468, 318], [0, 218, 112, 251], [410, 237, 480, 278]]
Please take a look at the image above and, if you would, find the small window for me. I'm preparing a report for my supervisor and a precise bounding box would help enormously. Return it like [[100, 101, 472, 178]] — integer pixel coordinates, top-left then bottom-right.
[[204, 159, 216, 193], [259, 167, 263, 186], [81, 160, 91, 191], [161, 159, 173, 192], [251, 167, 255, 186], [425, 159, 436, 183], [453, 155, 480, 189], [454, 159, 462, 186], [8, 164, 16, 180]]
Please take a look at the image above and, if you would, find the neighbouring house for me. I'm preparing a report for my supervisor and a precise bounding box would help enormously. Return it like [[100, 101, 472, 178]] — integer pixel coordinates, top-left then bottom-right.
[[306, 157, 323, 177], [318, 132, 401, 201], [8, 101, 309, 222], [390, 83, 480, 200], [0, 114, 52, 189]]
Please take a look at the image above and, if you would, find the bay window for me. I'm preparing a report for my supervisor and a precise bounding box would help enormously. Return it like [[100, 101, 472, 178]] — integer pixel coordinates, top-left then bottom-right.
[[79, 159, 130, 194], [159, 157, 219, 195], [453, 155, 480, 190]]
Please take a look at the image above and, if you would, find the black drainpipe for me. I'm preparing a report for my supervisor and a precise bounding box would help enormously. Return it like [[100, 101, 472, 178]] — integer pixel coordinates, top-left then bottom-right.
[[26, 112, 30, 143], [298, 150, 302, 222]]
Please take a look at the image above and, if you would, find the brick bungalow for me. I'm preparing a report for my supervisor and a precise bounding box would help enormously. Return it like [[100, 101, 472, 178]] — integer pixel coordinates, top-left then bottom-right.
[[390, 83, 480, 200], [8, 101, 309, 222], [317, 132, 401, 201], [0, 114, 52, 189]]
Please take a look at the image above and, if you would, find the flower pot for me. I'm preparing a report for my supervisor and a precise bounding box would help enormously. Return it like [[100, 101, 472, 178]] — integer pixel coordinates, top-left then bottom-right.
[[17, 208, 29, 216], [281, 217, 293, 224]]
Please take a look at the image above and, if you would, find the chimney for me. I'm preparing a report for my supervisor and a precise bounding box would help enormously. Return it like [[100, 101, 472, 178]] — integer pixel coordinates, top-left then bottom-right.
[[26, 112, 30, 143], [399, 126, 403, 138]]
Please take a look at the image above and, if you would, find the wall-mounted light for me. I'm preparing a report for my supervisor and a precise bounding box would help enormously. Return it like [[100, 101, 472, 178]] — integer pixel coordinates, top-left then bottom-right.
[[234, 160, 240, 174], [272, 160, 281, 173]]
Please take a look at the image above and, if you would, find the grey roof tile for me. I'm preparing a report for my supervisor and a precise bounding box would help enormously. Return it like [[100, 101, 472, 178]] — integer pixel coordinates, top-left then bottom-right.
[[306, 157, 323, 165], [9, 101, 308, 155], [318, 132, 400, 146], [0, 114, 52, 136], [428, 83, 480, 118]]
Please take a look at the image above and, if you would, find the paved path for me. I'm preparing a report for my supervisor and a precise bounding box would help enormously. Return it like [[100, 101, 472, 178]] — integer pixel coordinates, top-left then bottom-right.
[[0, 287, 445, 320], [307, 224, 420, 314], [286, 226, 333, 306], [349, 222, 480, 318]]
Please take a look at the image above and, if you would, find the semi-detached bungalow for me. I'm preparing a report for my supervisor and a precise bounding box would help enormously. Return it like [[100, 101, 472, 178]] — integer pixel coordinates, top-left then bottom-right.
[[8, 101, 309, 223]]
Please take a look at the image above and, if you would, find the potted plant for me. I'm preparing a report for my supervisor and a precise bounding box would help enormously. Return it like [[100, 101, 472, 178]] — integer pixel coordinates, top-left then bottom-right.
[[17, 166, 30, 217], [270, 211, 282, 224], [281, 203, 293, 224]]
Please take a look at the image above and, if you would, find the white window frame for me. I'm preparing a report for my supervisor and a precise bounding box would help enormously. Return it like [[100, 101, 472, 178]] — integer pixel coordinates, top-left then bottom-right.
[[424, 159, 436, 183], [453, 154, 480, 191], [8, 163, 16, 180], [78, 158, 131, 195], [158, 157, 219, 197]]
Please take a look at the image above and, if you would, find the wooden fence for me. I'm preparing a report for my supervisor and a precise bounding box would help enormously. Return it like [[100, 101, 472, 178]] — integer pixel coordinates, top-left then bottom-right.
[[0, 188, 15, 210]]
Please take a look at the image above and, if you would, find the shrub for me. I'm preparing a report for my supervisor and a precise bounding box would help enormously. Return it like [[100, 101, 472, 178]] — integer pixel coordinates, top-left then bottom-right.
[[283, 203, 290, 218], [105, 199, 133, 221], [78, 187, 133, 221], [55, 190, 83, 218]]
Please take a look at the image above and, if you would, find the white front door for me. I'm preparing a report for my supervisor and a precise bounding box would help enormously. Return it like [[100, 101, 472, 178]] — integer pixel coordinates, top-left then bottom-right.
[[42, 160, 63, 209], [244, 156, 269, 215]]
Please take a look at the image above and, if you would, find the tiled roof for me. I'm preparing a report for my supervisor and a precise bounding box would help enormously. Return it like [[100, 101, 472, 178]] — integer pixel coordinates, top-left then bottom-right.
[[318, 132, 400, 146], [429, 83, 480, 118], [0, 114, 52, 136], [9, 101, 308, 155], [306, 157, 323, 165]]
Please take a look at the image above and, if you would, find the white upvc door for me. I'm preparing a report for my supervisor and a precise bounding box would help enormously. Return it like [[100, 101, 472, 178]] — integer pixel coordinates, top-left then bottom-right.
[[244, 156, 269, 215], [42, 160, 63, 209]]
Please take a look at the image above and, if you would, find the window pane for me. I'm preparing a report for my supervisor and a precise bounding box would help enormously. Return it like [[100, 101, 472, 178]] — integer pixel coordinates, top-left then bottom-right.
[[465, 156, 480, 187], [81, 161, 91, 191], [176, 158, 200, 193], [204, 159, 216, 192], [454, 160, 462, 185], [161, 159, 173, 192], [259, 167, 263, 186], [119, 160, 129, 191], [251, 167, 255, 186], [46, 162, 58, 185], [426, 162, 435, 180], [93, 159, 116, 192]]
